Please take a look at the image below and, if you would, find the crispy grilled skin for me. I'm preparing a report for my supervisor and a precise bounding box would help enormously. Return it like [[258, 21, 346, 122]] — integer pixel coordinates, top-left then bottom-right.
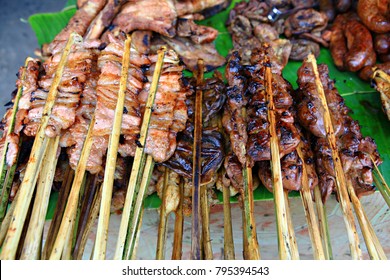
[[60, 49, 100, 170], [24, 40, 101, 139], [258, 151, 302, 192], [86, 34, 149, 174], [296, 61, 346, 138], [223, 48, 300, 169], [162, 76, 226, 181], [137, 50, 190, 163]]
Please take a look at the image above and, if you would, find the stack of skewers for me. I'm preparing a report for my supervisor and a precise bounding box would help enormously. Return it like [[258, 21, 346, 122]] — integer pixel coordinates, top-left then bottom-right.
[[0, 0, 389, 260]]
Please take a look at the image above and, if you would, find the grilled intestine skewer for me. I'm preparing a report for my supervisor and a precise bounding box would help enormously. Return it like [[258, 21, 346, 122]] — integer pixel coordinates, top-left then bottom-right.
[[296, 54, 386, 259]]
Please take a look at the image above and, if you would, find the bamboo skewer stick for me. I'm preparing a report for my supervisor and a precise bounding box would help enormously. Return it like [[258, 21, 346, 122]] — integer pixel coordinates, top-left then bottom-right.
[[16, 195, 34, 259], [74, 182, 102, 260], [93, 34, 133, 260], [0, 59, 33, 223], [307, 54, 362, 259], [222, 184, 235, 260], [20, 136, 60, 259], [122, 156, 154, 259], [73, 175, 99, 259], [0, 162, 18, 224], [313, 185, 333, 259], [0, 190, 20, 247], [62, 216, 76, 260], [264, 66, 292, 260], [296, 144, 325, 260], [0, 33, 81, 260], [347, 179, 386, 260], [49, 114, 96, 260], [241, 164, 260, 259], [172, 178, 184, 260], [0, 58, 32, 189], [200, 184, 213, 260], [370, 155, 390, 208], [191, 59, 204, 260], [156, 168, 169, 260], [284, 190, 300, 260], [114, 46, 166, 260], [362, 207, 387, 259], [130, 206, 145, 260], [42, 166, 74, 259]]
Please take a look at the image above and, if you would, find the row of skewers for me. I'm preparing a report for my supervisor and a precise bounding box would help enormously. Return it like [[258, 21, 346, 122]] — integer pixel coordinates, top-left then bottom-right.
[[0, 0, 389, 260]]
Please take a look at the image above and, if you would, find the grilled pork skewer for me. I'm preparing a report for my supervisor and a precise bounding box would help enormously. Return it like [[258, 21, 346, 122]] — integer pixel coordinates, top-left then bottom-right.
[[0, 33, 82, 260]]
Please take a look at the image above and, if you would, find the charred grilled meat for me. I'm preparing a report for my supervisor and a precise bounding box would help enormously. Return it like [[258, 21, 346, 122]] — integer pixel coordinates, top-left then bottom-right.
[[296, 58, 382, 202]]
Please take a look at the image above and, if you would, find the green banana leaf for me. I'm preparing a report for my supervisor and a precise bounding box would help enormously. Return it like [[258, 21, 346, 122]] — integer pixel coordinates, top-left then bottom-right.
[[28, 0, 389, 216]]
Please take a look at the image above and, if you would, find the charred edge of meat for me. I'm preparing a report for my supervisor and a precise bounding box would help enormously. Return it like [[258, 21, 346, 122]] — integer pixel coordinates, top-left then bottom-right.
[[200, 0, 232, 18]]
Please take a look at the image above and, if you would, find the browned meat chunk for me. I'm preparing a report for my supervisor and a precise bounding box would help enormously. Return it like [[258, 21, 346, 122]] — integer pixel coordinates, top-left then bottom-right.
[[114, 0, 177, 37]]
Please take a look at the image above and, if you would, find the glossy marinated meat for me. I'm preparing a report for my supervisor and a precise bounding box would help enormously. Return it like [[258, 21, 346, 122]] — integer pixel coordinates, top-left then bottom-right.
[[0, 60, 40, 167], [177, 18, 218, 44], [162, 76, 226, 180], [223, 48, 300, 168], [161, 36, 226, 72], [44, 0, 107, 56], [330, 14, 376, 72], [296, 59, 382, 202], [136, 50, 190, 163], [114, 0, 177, 37], [24, 40, 101, 139], [359, 62, 390, 81], [374, 33, 390, 54], [60, 49, 100, 170], [258, 151, 303, 192], [357, 0, 390, 34], [85, 34, 149, 173], [296, 61, 346, 138], [84, 0, 126, 40]]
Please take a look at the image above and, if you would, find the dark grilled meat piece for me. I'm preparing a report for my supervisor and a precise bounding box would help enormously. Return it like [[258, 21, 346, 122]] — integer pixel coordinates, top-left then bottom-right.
[[162, 75, 226, 182], [296, 58, 382, 202], [296, 61, 346, 138], [160, 36, 225, 72]]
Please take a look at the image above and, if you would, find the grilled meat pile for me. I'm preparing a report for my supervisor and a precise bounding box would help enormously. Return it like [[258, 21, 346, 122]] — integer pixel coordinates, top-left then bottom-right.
[[227, 0, 329, 64]]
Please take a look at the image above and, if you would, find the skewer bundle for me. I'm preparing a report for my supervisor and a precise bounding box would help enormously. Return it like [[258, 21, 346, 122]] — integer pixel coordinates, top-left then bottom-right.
[[0, 0, 389, 260]]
